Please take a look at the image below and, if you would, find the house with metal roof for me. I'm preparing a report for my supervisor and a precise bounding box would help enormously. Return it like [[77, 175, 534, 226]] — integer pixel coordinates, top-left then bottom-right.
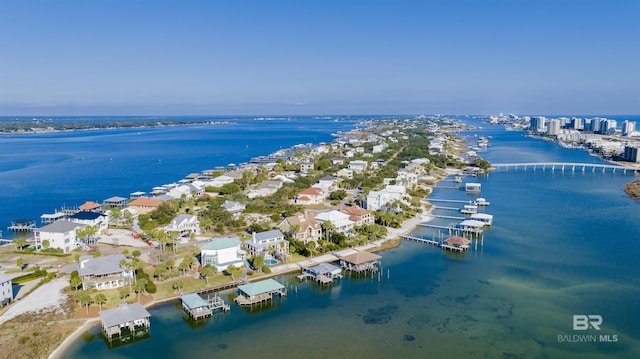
[[78, 254, 134, 290], [68, 211, 109, 232], [234, 278, 286, 306], [298, 263, 343, 285], [165, 214, 201, 238], [339, 251, 382, 273], [200, 237, 246, 271], [100, 303, 150, 342], [34, 220, 86, 253], [104, 196, 129, 209], [243, 230, 289, 260]]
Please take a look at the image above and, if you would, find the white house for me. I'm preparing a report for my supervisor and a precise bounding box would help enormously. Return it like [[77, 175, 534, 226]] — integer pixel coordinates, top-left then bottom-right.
[[348, 160, 368, 173], [365, 185, 407, 211], [313, 175, 340, 194], [243, 230, 289, 259], [396, 169, 418, 188], [315, 210, 355, 234], [295, 187, 325, 205], [0, 275, 13, 306], [34, 220, 86, 253], [200, 237, 246, 271], [222, 200, 246, 215], [78, 254, 134, 291], [68, 211, 109, 232], [300, 162, 314, 174], [165, 214, 201, 238]]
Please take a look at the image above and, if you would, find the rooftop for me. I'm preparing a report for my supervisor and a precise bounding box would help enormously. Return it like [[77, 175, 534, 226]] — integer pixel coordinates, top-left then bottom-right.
[[201, 237, 241, 251], [237, 279, 285, 297], [99, 303, 150, 328]]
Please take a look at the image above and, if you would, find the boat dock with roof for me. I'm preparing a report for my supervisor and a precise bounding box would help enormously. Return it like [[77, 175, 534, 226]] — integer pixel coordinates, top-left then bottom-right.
[[8, 219, 36, 232], [99, 303, 151, 344], [234, 278, 286, 306], [181, 292, 230, 320], [297, 262, 343, 284], [339, 251, 382, 273]]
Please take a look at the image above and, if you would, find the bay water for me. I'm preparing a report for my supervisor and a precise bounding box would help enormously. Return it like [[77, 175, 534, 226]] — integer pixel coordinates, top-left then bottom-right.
[[2, 117, 638, 358]]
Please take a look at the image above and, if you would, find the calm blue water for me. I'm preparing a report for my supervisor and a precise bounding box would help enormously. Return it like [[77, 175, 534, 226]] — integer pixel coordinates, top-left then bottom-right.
[[0, 117, 358, 238], [4, 117, 639, 358]]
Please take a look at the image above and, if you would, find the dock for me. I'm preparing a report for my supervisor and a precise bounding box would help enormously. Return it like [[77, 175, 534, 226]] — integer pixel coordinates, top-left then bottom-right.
[[339, 251, 382, 273], [8, 219, 36, 232], [234, 278, 287, 307], [297, 263, 343, 285], [100, 303, 151, 344], [181, 293, 229, 320], [401, 235, 472, 252], [426, 198, 473, 204]]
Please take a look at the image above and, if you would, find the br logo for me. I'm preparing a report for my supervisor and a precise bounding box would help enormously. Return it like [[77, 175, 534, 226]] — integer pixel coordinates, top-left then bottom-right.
[[573, 315, 602, 330]]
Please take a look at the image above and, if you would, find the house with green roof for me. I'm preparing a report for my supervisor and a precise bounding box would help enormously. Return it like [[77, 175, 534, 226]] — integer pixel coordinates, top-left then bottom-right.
[[200, 237, 246, 271]]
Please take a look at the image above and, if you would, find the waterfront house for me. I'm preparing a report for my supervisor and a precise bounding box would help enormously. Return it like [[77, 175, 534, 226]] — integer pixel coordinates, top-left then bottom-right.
[[315, 210, 355, 234], [129, 191, 147, 199], [79, 201, 102, 212], [34, 220, 86, 253], [165, 214, 201, 238], [200, 237, 246, 271], [243, 229, 289, 259], [338, 205, 375, 226], [100, 303, 151, 342], [78, 254, 134, 290], [295, 187, 325, 205], [365, 185, 407, 211], [0, 275, 13, 306], [68, 211, 109, 232], [277, 211, 322, 244], [348, 160, 368, 173], [40, 211, 67, 225], [103, 196, 128, 209], [222, 200, 246, 215], [128, 197, 163, 215]]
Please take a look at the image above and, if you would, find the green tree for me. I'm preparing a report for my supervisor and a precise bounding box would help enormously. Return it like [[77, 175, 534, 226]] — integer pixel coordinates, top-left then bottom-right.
[[178, 259, 191, 275], [199, 264, 216, 285], [132, 249, 141, 258], [79, 291, 92, 314], [119, 287, 130, 301], [251, 255, 265, 273], [135, 278, 148, 303], [70, 270, 82, 291], [172, 280, 184, 293], [94, 293, 107, 310], [14, 237, 27, 250], [16, 257, 24, 271], [154, 264, 167, 282]]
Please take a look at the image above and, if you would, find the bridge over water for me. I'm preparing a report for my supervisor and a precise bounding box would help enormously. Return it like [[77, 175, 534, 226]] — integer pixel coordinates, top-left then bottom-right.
[[491, 162, 640, 175]]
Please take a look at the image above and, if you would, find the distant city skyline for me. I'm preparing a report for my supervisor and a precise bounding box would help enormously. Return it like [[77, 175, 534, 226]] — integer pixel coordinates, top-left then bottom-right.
[[1, 0, 639, 116]]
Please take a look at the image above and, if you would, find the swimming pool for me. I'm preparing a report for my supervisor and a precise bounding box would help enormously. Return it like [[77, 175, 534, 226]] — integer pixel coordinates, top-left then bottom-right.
[[264, 258, 278, 265]]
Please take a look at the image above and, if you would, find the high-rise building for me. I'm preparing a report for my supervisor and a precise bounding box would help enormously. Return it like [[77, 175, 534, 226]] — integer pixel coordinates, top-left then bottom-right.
[[602, 120, 617, 134], [530, 116, 546, 132], [622, 145, 640, 163], [623, 120, 636, 137], [546, 120, 561, 136]]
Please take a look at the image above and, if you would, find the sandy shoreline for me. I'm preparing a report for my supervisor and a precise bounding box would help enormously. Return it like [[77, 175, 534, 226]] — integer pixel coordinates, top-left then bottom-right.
[[46, 203, 430, 359]]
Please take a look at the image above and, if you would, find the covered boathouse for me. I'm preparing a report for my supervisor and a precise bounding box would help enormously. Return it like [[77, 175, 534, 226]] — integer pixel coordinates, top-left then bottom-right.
[[234, 278, 286, 306], [339, 251, 382, 273], [99, 303, 151, 344], [181, 292, 230, 320], [441, 236, 472, 252], [298, 262, 343, 284]]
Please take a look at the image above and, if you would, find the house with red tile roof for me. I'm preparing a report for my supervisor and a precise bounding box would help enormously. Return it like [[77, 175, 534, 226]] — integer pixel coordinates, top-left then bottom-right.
[[295, 187, 325, 205]]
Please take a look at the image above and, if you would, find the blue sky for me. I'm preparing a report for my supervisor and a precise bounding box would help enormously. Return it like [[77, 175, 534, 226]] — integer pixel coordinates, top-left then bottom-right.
[[0, 0, 638, 116]]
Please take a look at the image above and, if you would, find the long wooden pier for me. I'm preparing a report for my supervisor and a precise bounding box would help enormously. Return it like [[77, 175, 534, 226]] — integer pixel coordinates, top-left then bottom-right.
[[401, 235, 470, 252], [426, 199, 474, 204]]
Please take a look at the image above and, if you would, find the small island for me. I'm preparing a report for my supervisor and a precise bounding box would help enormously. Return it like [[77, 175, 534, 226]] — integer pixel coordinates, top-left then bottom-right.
[[624, 179, 640, 200]]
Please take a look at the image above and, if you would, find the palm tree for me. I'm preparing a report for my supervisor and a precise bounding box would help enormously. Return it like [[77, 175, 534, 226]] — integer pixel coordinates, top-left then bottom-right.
[[16, 257, 24, 271], [94, 293, 107, 311], [13, 237, 27, 251], [199, 264, 216, 285], [135, 278, 148, 303], [85, 225, 99, 247], [321, 221, 335, 241], [41, 239, 50, 251]]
